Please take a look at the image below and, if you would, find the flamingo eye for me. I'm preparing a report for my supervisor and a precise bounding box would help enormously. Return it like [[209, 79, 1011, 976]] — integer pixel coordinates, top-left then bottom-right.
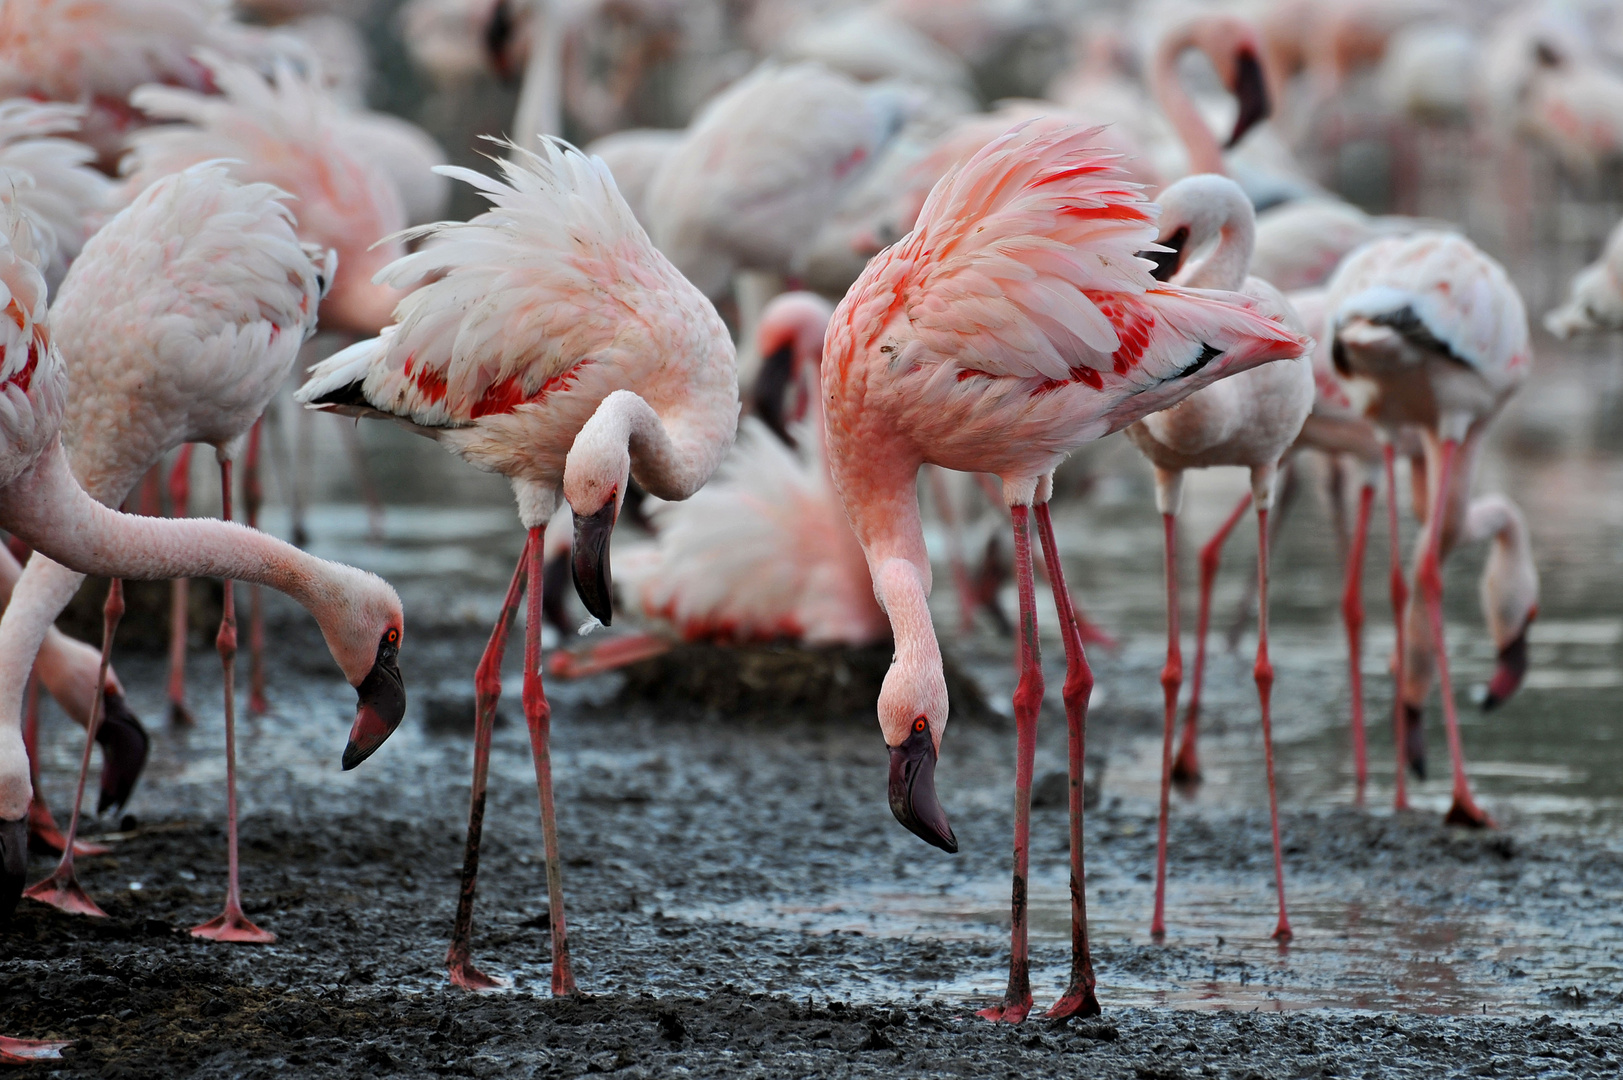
[[913, 717, 927, 733], [386, 628, 399, 645]]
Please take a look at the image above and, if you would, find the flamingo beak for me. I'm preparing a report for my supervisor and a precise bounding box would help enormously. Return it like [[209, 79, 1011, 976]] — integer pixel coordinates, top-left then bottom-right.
[[752, 343, 798, 446], [572, 499, 618, 625], [1482, 624, 1531, 711], [1138, 226, 1190, 282], [888, 724, 958, 853], [1227, 48, 1270, 148], [343, 633, 405, 771], [1, 816, 25, 923], [94, 689, 149, 816], [1403, 703, 1426, 781]]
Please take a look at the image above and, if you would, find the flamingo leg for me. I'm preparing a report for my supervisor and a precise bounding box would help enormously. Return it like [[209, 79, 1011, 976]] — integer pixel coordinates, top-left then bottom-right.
[[0, 1037, 72, 1064], [978, 503, 1042, 1024], [245, 419, 268, 716], [1254, 508, 1292, 941], [1033, 502, 1100, 1020], [191, 460, 276, 943], [1342, 481, 1376, 805], [1384, 444, 1410, 811], [1174, 491, 1252, 785], [1419, 441, 1493, 828], [337, 419, 386, 542], [167, 444, 194, 726], [1152, 512, 1181, 940], [23, 581, 123, 918], [523, 525, 578, 996], [446, 540, 529, 991]]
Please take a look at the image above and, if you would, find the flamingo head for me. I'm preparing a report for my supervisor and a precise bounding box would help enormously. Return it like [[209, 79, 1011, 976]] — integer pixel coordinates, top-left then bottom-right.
[[751, 292, 835, 444], [315, 569, 408, 771], [1479, 500, 1540, 712], [877, 560, 957, 853], [565, 414, 633, 627], [1185, 15, 1272, 148]]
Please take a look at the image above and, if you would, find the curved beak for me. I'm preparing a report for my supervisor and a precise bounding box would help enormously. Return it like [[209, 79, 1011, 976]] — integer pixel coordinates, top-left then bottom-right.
[[752, 343, 798, 446], [483, 0, 521, 82], [1227, 48, 1270, 148], [572, 499, 618, 625], [94, 689, 149, 816], [343, 636, 405, 771], [1482, 625, 1531, 711], [2, 815, 25, 924], [888, 726, 957, 853], [1137, 226, 1190, 283], [1403, 702, 1426, 781]]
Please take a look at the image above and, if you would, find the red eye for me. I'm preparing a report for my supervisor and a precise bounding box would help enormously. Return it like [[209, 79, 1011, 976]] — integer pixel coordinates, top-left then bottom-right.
[[386, 628, 399, 644], [913, 717, 927, 733]]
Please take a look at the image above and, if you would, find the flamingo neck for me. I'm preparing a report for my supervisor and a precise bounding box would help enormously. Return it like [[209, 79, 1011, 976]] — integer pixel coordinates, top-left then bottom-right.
[[874, 558, 947, 751], [1181, 214, 1255, 291], [1152, 35, 1227, 176], [565, 388, 736, 510]]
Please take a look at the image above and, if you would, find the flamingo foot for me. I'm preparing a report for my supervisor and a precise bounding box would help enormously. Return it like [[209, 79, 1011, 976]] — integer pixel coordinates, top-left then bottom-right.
[[1272, 918, 1293, 943], [0, 1037, 72, 1063], [24, 867, 107, 918], [248, 691, 269, 717], [1444, 794, 1494, 829], [26, 801, 108, 857], [447, 953, 510, 992], [168, 701, 194, 727], [190, 902, 275, 944], [1043, 981, 1101, 1021], [977, 996, 1032, 1024]]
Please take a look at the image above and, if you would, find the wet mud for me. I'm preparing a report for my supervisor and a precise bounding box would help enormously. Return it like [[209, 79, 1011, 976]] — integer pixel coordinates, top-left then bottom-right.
[[5, 613, 1623, 1078]]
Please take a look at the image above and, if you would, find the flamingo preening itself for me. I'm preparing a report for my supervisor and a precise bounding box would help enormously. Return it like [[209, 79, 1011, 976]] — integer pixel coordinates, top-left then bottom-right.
[[297, 136, 738, 997], [821, 119, 1311, 1023], [0, 199, 406, 1065]]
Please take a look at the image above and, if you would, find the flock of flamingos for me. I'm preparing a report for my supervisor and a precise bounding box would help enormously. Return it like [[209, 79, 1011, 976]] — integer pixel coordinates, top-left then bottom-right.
[[0, 0, 1620, 1060]]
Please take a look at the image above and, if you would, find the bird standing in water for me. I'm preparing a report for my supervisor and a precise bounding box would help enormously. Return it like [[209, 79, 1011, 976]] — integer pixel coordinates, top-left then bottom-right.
[[821, 119, 1311, 1022]]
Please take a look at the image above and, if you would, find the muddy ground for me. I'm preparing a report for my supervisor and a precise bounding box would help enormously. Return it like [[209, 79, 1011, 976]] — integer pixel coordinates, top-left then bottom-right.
[[4, 611, 1622, 1079]]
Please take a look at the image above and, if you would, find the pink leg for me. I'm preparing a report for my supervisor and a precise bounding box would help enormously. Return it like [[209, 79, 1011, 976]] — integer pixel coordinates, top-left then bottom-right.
[[1254, 508, 1292, 941], [523, 525, 579, 996], [1384, 444, 1410, 811], [24, 581, 124, 918], [446, 542, 530, 990], [0, 1037, 72, 1064], [926, 468, 978, 634], [547, 631, 672, 679], [245, 419, 268, 716], [191, 460, 276, 943], [1419, 441, 1493, 828], [1173, 491, 1252, 785], [1151, 512, 1181, 940], [1342, 481, 1375, 805], [978, 504, 1042, 1025], [1034, 502, 1100, 1020], [167, 444, 194, 726]]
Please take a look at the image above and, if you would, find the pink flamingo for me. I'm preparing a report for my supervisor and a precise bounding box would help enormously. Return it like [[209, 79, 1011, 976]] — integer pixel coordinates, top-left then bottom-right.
[[0, 206, 405, 1066], [1545, 216, 1623, 338], [1325, 231, 1536, 826], [3, 162, 394, 946], [0, 99, 112, 295], [822, 118, 1311, 1022], [296, 137, 738, 996], [1123, 174, 1313, 942]]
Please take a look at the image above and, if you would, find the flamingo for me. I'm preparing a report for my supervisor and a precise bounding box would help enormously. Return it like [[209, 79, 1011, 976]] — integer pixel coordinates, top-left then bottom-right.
[[583, 127, 682, 230], [295, 136, 738, 996], [0, 203, 405, 1065], [821, 118, 1311, 1022], [1545, 217, 1623, 338], [2, 162, 388, 946], [0, 99, 112, 295], [1122, 174, 1313, 942], [1324, 231, 1536, 826]]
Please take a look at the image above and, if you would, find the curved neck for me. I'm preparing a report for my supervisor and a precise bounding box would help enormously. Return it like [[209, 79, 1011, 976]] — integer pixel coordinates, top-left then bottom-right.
[[1152, 33, 1227, 176], [873, 557, 947, 750], [566, 388, 735, 510], [1181, 214, 1255, 292]]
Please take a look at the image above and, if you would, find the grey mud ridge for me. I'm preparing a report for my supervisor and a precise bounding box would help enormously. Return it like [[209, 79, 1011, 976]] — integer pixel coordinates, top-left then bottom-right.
[[3, 624, 1621, 1079]]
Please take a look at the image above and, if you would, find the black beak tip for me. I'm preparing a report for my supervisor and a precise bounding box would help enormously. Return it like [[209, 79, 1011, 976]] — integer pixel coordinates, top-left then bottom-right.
[[345, 647, 405, 770], [571, 501, 618, 626], [94, 690, 149, 816], [1, 816, 25, 925], [1228, 49, 1270, 148], [888, 728, 958, 854]]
